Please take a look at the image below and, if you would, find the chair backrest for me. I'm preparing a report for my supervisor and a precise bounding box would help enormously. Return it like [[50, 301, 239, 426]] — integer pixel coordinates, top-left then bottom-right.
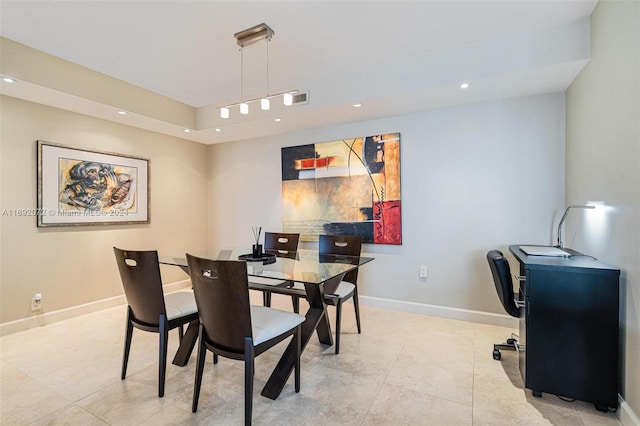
[[113, 247, 166, 325], [186, 254, 252, 353], [265, 232, 299, 251], [319, 234, 362, 284], [486, 250, 520, 318]]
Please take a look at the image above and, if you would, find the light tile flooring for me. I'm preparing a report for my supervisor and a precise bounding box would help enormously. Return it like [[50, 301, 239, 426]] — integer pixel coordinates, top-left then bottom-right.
[[1, 292, 621, 425]]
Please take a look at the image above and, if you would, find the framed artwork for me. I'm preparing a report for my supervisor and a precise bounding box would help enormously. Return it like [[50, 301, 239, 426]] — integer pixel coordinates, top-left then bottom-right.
[[281, 133, 402, 245], [37, 140, 150, 227]]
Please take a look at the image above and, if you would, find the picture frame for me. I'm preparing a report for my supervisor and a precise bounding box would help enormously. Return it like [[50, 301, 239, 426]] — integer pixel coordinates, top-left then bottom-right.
[[37, 140, 150, 227], [281, 132, 402, 245]]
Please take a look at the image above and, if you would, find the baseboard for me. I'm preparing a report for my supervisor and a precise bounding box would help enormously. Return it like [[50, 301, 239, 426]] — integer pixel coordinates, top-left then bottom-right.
[[619, 395, 640, 426], [359, 295, 519, 328], [0, 279, 192, 337]]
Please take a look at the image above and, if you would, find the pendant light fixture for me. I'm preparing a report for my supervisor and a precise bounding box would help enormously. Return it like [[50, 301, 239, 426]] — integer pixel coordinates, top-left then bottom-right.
[[219, 23, 298, 119]]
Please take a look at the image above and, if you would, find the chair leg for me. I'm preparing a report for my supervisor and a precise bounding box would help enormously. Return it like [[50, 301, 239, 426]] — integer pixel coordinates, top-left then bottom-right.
[[244, 338, 255, 426], [158, 315, 168, 398], [178, 324, 184, 342], [292, 296, 300, 314], [263, 291, 271, 307], [121, 310, 134, 380], [353, 288, 362, 334], [192, 326, 207, 413], [213, 353, 218, 364], [335, 302, 343, 355], [295, 325, 301, 393]]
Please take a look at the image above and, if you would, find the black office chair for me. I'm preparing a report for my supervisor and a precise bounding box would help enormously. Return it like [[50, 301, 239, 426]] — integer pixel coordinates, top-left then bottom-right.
[[487, 249, 522, 360]]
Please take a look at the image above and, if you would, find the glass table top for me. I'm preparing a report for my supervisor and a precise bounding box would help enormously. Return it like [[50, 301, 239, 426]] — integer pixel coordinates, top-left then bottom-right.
[[159, 248, 373, 285]]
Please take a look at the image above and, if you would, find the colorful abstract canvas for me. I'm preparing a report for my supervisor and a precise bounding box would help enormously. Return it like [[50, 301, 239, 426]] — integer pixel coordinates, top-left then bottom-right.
[[281, 133, 401, 245]]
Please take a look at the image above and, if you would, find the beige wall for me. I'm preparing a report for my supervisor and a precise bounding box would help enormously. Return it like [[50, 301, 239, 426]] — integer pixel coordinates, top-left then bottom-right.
[[566, 0, 639, 423], [0, 96, 208, 326]]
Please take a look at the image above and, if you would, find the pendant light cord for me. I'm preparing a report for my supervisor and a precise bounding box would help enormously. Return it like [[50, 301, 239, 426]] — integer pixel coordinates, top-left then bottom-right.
[[240, 48, 244, 102]]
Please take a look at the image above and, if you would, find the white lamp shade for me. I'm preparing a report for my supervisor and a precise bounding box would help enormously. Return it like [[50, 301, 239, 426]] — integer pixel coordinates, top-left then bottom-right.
[[240, 103, 249, 114], [261, 98, 270, 110], [283, 93, 293, 106], [220, 107, 230, 119]]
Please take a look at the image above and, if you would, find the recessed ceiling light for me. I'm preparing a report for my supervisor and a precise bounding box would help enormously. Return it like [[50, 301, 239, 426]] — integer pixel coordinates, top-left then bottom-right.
[[460, 82, 471, 89], [183, 129, 191, 133], [353, 103, 363, 108], [215, 128, 221, 132], [1, 77, 16, 83], [274, 117, 282, 122], [117, 110, 127, 115]]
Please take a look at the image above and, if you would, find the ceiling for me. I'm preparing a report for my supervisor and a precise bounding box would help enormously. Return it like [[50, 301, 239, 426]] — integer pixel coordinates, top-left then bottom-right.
[[0, 1, 597, 145]]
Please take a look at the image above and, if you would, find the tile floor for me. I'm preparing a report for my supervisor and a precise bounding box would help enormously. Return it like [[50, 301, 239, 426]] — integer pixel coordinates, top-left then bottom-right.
[[0, 292, 621, 425]]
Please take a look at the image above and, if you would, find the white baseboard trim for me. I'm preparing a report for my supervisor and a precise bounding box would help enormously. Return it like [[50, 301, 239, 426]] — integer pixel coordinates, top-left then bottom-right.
[[0, 279, 192, 337], [619, 395, 640, 426], [359, 295, 519, 328]]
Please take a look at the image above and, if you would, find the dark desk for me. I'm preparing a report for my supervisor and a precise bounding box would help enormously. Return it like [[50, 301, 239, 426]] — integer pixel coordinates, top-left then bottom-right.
[[509, 245, 620, 410], [160, 248, 373, 400]]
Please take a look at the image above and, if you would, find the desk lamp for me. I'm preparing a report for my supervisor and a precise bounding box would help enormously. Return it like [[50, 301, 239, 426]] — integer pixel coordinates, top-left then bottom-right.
[[556, 204, 595, 248]]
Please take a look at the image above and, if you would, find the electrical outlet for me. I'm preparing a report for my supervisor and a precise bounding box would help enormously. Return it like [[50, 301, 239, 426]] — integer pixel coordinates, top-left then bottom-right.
[[419, 266, 428, 278], [31, 293, 42, 311]]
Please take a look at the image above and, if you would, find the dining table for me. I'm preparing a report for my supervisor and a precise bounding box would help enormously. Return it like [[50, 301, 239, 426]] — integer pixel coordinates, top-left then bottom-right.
[[159, 247, 374, 400]]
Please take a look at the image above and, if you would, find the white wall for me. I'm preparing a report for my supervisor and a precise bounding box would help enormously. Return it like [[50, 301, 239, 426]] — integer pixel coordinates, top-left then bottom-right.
[[566, 1, 639, 424], [0, 96, 209, 330], [208, 93, 566, 320]]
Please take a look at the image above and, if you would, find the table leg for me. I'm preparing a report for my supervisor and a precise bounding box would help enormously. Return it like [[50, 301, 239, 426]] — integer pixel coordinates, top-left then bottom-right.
[[172, 319, 199, 366], [261, 274, 343, 399]]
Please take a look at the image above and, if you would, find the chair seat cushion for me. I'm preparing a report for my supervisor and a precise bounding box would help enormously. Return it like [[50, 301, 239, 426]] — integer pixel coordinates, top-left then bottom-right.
[[165, 291, 198, 320], [248, 276, 288, 287], [330, 281, 356, 299], [291, 281, 355, 299], [250, 305, 305, 345]]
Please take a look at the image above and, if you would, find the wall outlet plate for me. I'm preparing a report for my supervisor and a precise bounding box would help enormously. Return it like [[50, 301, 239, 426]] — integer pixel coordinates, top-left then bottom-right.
[[419, 266, 428, 278]]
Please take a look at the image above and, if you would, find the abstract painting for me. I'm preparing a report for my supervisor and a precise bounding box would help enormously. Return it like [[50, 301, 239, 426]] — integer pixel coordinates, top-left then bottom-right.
[[281, 133, 401, 244], [37, 140, 149, 227]]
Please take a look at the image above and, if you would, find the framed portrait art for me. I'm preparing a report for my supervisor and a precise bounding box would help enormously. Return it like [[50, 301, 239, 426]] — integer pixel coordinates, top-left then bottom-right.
[[37, 141, 150, 227]]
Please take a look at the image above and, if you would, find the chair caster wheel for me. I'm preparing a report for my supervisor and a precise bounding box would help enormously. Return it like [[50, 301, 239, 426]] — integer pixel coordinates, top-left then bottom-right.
[[595, 404, 608, 412], [532, 391, 542, 398], [492, 349, 501, 360]]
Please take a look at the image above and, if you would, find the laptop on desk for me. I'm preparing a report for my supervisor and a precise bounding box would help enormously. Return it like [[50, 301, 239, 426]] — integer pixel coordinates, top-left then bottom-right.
[[519, 245, 569, 257]]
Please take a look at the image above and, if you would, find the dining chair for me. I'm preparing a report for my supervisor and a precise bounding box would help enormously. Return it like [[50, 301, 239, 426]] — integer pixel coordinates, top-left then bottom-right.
[[319, 234, 363, 354], [250, 232, 299, 307], [486, 249, 522, 360], [186, 254, 304, 425], [113, 247, 198, 397]]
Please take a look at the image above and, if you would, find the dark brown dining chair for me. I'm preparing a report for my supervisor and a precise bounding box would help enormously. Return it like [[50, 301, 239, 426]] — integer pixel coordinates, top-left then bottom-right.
[[113, 247, 198, 397], [250, 232, 299, 307], [290, 234, 363, 353], [318, 234, 363, 354], [186, 254, 304, 425]]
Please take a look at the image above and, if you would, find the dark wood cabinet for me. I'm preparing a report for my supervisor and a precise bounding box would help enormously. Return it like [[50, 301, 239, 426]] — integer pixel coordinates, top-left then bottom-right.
[[509, 245, 620, 410]]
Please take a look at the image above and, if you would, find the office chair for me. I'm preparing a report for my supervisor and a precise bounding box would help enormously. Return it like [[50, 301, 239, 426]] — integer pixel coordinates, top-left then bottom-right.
[[486, 249, 522, 360], [186, 254, 304, 425], [113, 247, 199, 397]]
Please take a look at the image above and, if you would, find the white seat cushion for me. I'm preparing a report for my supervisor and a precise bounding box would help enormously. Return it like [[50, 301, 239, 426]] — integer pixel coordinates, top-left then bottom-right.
[[250, 305, 305, 345], [293, 281, 355, 300], [248, 276, 288, 286], [165, 291, 197, 320], [332, 282, 356, 299]]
